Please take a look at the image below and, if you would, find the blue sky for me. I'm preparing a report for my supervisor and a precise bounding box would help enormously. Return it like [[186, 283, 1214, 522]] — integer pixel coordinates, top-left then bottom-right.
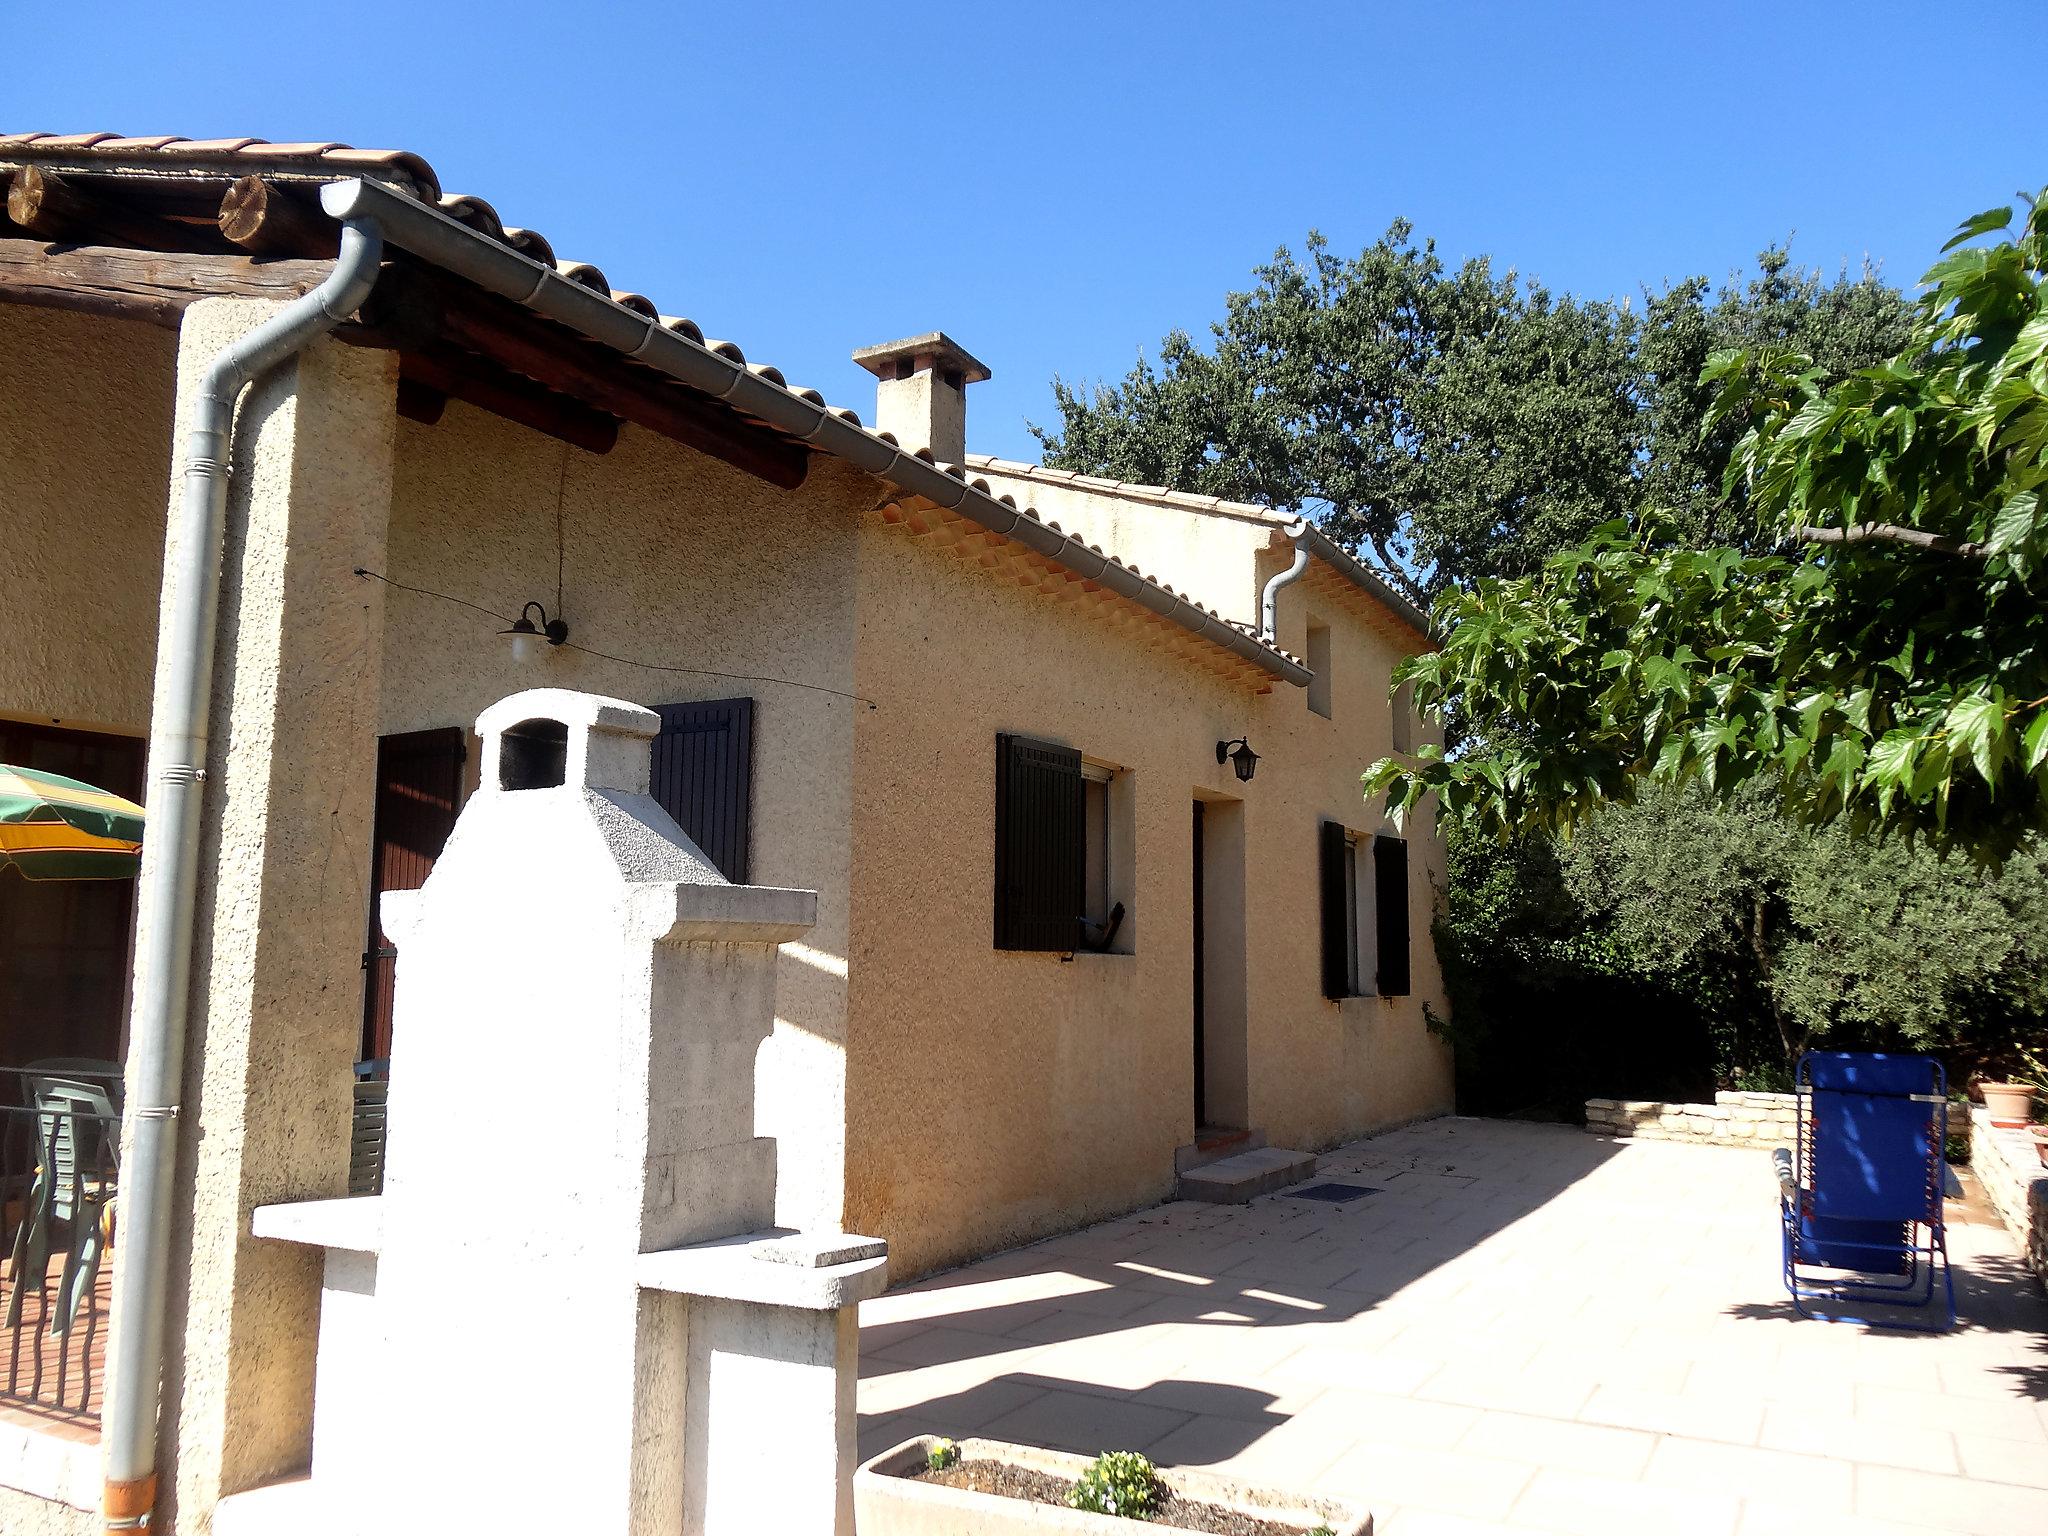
[[18, 2, 2045, 461]]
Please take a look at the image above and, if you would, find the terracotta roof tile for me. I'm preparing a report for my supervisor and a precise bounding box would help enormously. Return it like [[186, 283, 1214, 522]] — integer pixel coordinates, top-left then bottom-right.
[[0, 131, 440, 201]]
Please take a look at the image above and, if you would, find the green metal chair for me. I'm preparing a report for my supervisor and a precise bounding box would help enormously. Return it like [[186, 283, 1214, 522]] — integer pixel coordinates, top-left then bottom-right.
[[4, 1075, 119, 1337]]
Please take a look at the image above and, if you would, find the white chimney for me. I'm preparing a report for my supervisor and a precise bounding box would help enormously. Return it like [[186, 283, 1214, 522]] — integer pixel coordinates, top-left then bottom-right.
[[851, 331, 991, 466]]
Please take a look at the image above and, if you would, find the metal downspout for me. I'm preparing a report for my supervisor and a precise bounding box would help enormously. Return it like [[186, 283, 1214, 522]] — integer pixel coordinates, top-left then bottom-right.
[[102, 217, 386, 1535], [1261, 527, 1312, 643]]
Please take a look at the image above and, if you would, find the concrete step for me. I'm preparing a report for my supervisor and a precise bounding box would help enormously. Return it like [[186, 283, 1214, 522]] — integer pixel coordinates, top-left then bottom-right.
[[1176, 1145, 1316, 1204], [1173, 1125, 1268, 1175]]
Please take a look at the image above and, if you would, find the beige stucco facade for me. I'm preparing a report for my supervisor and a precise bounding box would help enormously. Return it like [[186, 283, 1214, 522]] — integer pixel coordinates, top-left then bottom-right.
[[843, 466, 1450, 1277], [0, 291, 1447, 1528]]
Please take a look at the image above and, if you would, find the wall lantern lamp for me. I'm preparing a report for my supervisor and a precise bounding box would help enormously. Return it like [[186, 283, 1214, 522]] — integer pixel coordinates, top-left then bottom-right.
[[500, 601, 569, 663], [1216, 737, 1259, 783]]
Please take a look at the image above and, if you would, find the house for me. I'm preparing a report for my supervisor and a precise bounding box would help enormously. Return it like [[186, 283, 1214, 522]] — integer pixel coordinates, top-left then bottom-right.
[[0, 132, 1450, 1533]]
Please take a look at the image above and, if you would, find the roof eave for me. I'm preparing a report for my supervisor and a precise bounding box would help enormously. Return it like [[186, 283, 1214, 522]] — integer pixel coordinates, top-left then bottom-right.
[[319, 177, 1311, 689]]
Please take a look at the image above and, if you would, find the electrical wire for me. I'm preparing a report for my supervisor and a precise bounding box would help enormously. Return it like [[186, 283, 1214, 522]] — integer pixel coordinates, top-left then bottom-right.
[[352, 567, 878, 710]]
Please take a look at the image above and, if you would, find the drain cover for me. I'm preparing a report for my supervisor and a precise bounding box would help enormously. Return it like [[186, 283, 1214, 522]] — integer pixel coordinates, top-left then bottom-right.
[[1288, 1182, 1379, 1204]]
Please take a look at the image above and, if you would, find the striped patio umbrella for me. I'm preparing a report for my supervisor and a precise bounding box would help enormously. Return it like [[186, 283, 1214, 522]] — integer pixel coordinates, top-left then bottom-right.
[[0, 764, 145, 881]]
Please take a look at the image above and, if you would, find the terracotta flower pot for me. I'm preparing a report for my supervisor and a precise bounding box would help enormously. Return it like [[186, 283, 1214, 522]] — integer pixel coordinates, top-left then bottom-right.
[[2027, 1125, 2048, 1167], [1978, 1081, 2038, 1129]]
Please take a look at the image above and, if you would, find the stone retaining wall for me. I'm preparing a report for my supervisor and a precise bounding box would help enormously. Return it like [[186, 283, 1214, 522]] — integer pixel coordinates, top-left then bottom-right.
[[1969, 1104, 2048, 1288], [1584, 1091, 1799, 1147]]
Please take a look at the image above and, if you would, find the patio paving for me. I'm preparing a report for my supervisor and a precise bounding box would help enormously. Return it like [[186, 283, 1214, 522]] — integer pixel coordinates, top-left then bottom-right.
[[857, 1117, 2048, 1535]]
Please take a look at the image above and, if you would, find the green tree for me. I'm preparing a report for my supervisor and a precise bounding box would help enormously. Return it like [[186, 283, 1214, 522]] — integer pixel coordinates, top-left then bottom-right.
[[1370, 190, 2048, 852], [1033, 225, 1643, 604], [1035, 226, 1910, 604], [1437, 784, 2048, 1110], [1637, 251, 1912, 546]]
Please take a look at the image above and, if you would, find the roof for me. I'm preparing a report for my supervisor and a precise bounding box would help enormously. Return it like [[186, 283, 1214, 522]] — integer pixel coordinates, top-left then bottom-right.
[[966, 455, 1433, 639], [0, 133, 1310, 691]]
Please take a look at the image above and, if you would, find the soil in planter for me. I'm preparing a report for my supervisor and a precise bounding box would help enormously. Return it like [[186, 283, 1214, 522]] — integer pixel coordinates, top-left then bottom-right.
[[912, 1458, 1330, 1536]]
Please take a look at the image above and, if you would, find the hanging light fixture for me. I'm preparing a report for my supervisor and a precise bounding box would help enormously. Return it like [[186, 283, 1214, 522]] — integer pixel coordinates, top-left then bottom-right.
[[500, 601, 569, 663], [1215, 737, 1259, 783]]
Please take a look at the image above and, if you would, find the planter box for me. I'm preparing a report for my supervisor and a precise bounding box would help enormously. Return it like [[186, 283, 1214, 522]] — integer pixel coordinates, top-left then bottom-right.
[[855, 1435, 1370, 1535]]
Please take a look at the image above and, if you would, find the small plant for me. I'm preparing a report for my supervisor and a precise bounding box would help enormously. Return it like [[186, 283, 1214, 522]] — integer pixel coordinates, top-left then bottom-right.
[[1308, 1527, 1337, 1536], [925, 1437, 959, 1472], [1066, 1450, 1160, 1520]]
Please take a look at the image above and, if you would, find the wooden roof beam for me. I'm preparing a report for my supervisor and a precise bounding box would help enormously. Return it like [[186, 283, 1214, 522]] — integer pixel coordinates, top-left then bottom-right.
[[359, 264, 809, 490], [0, 236, 335, 327], [5, 167, 219, 254]]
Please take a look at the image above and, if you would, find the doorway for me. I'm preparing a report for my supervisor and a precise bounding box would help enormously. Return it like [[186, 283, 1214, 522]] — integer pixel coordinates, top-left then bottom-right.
[[1192, 794, 1248, 1131]]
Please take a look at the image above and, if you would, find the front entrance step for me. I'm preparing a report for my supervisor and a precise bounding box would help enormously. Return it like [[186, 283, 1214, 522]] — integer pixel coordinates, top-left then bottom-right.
[[1177, 1145, 1316, 1204], [1174, 1125, 1268, 1175]]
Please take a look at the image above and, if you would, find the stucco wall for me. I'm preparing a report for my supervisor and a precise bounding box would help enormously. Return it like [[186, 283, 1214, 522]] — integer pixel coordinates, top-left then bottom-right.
[[975, 470, 1278, 629], [844, 507, 1451, 1279], [0, 306, 174, 735], [379, 402, 870, 1231]]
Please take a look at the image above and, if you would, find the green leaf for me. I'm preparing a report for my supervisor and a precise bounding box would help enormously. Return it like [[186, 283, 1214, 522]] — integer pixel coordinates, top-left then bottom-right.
[[1945, 694, 2009, 787], [1941, 204, 2015, 252], [2023, 711, 2048, 772], [1986, 490, 2039, 556]]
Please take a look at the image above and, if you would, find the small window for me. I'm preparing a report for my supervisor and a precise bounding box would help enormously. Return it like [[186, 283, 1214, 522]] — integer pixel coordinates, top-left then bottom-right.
[[1320, 822, 1410, 998], [995, 735, 1130, 954], [1373, 833, 1411, 996], [1083, 763, 1112, 930], [1307, 620, 1333, 719], [1391, 677, 1415, 755]]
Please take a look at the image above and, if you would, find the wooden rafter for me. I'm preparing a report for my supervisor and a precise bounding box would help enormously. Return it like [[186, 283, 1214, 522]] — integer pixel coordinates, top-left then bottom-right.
[[354, 264, 809, 489], [0, 237, 334, 327]]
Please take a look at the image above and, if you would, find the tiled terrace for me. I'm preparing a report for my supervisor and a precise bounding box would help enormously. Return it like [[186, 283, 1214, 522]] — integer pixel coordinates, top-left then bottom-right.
[[858, 1118, 2048, 1535]]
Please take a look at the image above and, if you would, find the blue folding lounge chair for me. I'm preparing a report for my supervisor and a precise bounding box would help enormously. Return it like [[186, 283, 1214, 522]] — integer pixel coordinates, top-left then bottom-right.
[[1779, 1052, 1954, 1330]]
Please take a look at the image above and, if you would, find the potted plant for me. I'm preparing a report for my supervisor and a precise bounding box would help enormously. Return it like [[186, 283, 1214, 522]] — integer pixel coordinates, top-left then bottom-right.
[[1981, 1079, 2038, 1128], [1981, 1047, 2047, 1131], [856, 1436, 1369, 1535]]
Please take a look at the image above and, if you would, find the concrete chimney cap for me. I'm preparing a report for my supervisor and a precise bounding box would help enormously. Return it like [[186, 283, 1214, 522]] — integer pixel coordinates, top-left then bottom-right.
[[851, 331, 992, 384]]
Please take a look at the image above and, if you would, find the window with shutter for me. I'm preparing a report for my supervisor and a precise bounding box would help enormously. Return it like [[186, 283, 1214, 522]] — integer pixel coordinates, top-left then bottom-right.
[[362, 726, 469, 1061], [1318, 819, 1351, 999], [994, 733, 1085, 952], [649, 698, 755, 883], [1373, 833, 1411, 996]]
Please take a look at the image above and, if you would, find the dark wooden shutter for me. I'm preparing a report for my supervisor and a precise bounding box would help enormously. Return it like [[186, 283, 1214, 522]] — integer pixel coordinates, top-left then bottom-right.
[[1319, 820, 1351, 999], [649, 699, 754, 883], [1374, 833, 1411, 997], [994, 733, 1084, 952], [362, 726, 468, 1061]]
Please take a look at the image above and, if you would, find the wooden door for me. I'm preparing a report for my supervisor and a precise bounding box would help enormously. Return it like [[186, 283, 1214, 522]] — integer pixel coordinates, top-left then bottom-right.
[[360, 727, 467, 1062]]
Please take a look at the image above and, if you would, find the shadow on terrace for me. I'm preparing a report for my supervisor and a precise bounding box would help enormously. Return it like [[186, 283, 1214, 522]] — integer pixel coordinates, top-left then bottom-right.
[[857, 1119, 1625, 1466]]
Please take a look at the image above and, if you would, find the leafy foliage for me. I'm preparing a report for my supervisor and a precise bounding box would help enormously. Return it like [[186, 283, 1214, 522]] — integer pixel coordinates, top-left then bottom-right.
[[1035, 226, 1907, 607], [1438, 784, 2048, 1110], [1066, 1451, 1161, 1520], [1369, 190, 2048, 853], [1035, 225, 1642, 604]]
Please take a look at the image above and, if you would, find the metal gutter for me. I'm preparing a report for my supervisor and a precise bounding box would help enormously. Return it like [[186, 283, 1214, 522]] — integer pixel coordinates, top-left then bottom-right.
[[1260, 541, 1311, 643], [105, 216, 387, 1534], [1283, 518, 1433, 639], [318, 178, 1312, 689]]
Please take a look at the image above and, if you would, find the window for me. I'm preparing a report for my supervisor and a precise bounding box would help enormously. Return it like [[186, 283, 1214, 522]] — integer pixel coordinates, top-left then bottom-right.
[[1307, 619, 1333, 719], [996, 734, 1130, 952], [1082, 761, 1112, 931], [649, 697, 755, 882], [1319, 822, 1411, 998], [1391, 677, 1415, 755]]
